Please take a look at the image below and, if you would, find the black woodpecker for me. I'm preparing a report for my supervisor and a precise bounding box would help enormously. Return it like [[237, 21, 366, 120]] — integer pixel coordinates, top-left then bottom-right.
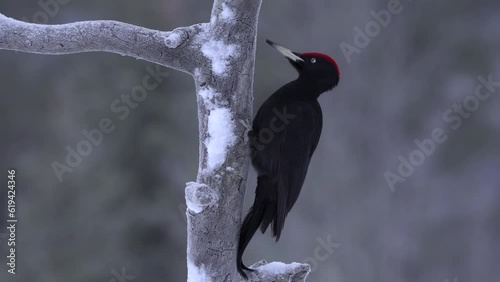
[[237, 39, 340, 278]]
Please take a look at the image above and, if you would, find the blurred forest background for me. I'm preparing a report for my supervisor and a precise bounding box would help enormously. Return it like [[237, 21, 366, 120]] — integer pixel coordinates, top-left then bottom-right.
[[1, 0, 499, 281]]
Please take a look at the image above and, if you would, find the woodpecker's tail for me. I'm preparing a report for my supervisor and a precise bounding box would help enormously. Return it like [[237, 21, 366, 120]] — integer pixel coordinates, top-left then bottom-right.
[[237, 176, 275, 279]]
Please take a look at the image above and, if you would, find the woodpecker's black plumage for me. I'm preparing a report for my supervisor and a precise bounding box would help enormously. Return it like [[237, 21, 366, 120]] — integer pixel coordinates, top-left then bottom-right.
[[237, 39, 340, 278]]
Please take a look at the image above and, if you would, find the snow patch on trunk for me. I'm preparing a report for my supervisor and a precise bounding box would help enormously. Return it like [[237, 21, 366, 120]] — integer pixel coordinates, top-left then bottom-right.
[[198, 86, 216, 109], [187, 259, 211, 282], [204, 108, 236, 172], [220, 3, 235, 21], [201, 39, 237, 76]]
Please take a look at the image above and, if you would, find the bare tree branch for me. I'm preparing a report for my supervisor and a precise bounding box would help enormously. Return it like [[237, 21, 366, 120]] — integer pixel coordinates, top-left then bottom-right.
[[0, 13, 200, 73]]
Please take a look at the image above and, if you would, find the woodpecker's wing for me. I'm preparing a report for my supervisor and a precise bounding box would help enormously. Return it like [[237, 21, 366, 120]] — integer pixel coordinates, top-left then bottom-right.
[[273, 101, 323, 240]]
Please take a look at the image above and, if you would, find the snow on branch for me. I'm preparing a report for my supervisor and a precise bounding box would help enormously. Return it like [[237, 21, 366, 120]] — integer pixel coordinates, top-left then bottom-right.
[[0, 13, 200, 73], [249, 260, 311, 282]]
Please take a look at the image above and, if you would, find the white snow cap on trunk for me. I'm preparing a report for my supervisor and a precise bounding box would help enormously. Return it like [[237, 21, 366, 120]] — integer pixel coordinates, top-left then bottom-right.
[[204, 107, 236, 172]]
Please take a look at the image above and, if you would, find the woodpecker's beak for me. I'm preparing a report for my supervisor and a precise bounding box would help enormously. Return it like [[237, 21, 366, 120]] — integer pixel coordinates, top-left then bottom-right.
[[266, 39, 304, 63]]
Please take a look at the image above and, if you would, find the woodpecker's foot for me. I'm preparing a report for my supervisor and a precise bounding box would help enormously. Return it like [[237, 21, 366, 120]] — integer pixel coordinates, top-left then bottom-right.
[[237, 262, 254, 279]]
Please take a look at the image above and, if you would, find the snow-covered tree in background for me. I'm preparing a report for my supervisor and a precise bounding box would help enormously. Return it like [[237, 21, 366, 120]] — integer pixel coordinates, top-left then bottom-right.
[[0, 0, 310, 281]]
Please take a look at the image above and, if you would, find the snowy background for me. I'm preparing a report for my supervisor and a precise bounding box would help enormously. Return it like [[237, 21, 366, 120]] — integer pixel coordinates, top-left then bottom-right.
[[1, 0, 500, 281]]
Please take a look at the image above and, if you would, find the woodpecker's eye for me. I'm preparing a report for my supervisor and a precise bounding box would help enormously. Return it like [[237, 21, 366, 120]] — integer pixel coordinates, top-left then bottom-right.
[[310, 58, 316, 63]]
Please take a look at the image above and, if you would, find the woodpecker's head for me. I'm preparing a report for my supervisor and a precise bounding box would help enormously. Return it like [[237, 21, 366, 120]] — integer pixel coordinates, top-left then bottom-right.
[[266, 39, 340, 91]]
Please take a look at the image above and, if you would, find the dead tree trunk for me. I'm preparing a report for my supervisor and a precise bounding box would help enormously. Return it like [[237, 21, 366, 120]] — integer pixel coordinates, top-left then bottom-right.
[[0, 1, 310, 281]]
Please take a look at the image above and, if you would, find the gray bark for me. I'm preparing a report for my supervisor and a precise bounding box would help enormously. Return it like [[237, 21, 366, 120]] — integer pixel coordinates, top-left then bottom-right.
[[0, 1, 310, 281]]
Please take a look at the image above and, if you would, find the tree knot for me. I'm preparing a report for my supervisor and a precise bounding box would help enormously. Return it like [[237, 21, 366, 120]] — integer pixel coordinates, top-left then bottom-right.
[[164, 28, 188, 48], [185, 181, 218, 214]]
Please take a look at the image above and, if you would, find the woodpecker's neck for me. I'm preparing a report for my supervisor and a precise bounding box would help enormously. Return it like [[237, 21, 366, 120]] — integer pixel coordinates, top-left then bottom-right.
[[293, 77, 331, 100]]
